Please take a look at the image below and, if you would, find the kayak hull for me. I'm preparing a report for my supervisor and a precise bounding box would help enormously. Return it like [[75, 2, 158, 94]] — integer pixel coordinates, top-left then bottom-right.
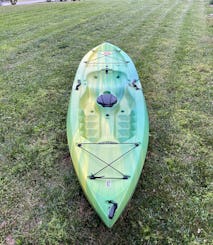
[[67, 42, 149, 227]]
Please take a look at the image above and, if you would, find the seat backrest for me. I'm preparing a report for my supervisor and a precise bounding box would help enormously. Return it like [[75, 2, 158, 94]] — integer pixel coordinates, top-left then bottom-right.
[[97, 92, 117, 107]]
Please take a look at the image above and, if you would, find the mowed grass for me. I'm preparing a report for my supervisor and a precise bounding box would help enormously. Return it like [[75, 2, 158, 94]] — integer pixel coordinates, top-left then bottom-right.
[[0, 0, 212, 244]]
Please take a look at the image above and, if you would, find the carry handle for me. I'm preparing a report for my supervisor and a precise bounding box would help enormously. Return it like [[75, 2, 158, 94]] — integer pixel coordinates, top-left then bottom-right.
[[108, 201, 118, 219], [75, 80, 81, 90]]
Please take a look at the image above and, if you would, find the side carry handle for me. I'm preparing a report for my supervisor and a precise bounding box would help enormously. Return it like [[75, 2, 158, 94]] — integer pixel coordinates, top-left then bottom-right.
[[75, 80, 81, 90]]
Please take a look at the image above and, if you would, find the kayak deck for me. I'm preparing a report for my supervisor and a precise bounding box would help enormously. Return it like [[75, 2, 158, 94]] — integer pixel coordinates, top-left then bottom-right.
[[67, 42, 149, 227]]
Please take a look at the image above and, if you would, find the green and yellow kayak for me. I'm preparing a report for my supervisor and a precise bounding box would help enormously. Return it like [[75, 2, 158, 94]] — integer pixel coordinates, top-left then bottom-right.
[[67, 42, 149, 228]]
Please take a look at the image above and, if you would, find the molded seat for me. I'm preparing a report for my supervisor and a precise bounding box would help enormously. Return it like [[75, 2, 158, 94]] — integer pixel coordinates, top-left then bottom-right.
[[97, 92, 117, 107]]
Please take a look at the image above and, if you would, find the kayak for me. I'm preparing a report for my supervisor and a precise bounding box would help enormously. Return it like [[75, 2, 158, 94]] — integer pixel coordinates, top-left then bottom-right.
[[67, 42, 149, 228]]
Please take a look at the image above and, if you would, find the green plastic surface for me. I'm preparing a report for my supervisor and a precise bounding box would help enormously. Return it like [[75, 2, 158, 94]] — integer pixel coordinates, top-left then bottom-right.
[[67, 42, 149, 228]]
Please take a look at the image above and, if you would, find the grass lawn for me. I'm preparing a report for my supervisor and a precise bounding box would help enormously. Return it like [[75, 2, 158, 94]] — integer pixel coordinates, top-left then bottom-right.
[[0, 0, 212, 244]]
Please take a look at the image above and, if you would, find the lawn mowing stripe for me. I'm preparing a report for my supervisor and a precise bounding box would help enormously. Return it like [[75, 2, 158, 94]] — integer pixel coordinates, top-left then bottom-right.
[[0, 1, 154, 62], [0, 1, 166, 73], [110, 0, 180, 51], [164, 0, 212, 115], [0, 3, 114, 53], [165, 0, 213, 140], [0, 0, 154, 50], [139, 0, 194, 143], [136, 0, 183, 51], [137, 0, 194, 92]]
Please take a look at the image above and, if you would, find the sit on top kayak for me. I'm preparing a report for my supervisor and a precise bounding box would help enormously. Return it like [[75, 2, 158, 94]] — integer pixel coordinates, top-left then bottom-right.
[[67, 42, 149, 228]]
